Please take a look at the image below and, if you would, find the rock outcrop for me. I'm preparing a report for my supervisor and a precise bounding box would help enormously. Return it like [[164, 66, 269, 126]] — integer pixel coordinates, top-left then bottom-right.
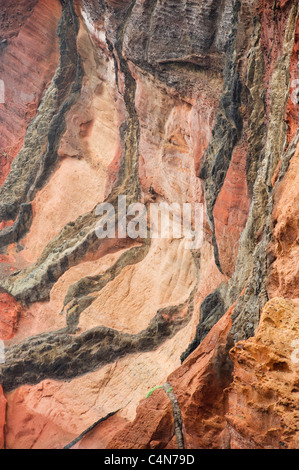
[[0, 0, 298, 449], [226, 297, 299, 449]]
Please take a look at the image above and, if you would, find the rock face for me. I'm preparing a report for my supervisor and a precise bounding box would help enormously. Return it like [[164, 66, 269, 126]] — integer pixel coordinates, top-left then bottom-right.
[[106, 303, 236, 450], [0, 0, 61, 186], [0, 0, 298, 449], [226, 297, 299, 449], [0, 293, 21, 340]]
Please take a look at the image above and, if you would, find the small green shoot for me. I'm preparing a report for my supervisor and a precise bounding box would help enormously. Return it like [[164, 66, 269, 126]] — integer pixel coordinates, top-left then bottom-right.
[[145, 385, 163, 399]]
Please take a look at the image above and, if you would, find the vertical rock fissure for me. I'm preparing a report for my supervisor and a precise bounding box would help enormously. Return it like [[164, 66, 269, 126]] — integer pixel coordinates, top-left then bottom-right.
[[229, 4, 299, 342], [199, 0, 242, 274], [63, 409, 121, 449], [162, 382, 185, 450], [107, 0, 141, 204]]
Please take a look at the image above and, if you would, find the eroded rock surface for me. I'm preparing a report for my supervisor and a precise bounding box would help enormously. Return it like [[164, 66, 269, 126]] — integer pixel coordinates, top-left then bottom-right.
[[0, 0, 298, 449]]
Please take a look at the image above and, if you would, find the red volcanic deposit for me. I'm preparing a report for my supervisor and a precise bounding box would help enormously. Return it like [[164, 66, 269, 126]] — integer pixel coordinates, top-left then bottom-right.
[[0, 0, 61, 185], [0, 293, 21, 340], [0, 0, 299, 450]]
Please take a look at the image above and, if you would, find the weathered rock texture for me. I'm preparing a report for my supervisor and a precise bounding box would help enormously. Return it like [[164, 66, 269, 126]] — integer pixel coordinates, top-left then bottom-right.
[[0, 0, 298, 449], [226, 297, 299, 449]]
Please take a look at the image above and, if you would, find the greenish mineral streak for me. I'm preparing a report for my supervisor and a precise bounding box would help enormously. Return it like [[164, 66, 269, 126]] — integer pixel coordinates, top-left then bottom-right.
[[107, 0, 141, 203], [182, 3, 299, 356], [162, 382, 184, 450], [0, 287, 196, 392], [199, 0, 242, 273], [265, 4, 298, 186], [0, 0, 143, 304], [245, 18, 266, 198], [228, 4, 299, 342], [0, 0, 83, 226], [146, 385, 163, 399], [64, 240, 151, 307], [64, 240, 151, 331], [145, 382, 184, 449]]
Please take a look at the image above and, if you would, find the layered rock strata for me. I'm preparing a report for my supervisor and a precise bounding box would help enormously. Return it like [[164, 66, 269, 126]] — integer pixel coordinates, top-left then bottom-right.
[[0, 0, 298, 449]]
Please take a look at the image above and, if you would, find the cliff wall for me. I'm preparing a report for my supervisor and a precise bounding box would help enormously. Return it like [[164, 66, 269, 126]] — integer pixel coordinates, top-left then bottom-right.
[[0, 0, 298, 449]]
